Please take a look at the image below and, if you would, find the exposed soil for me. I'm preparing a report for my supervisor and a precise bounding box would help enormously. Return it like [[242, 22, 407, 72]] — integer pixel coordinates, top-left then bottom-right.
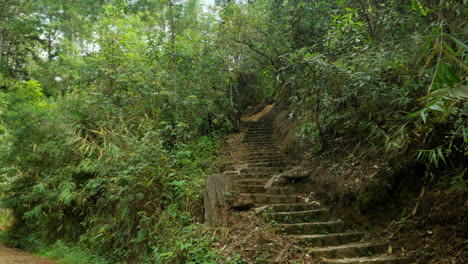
[[0, 243, 56, 264]]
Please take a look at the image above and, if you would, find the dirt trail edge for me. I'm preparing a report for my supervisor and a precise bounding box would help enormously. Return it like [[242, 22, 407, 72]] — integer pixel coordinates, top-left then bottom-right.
[[0, 243, 56, 264]]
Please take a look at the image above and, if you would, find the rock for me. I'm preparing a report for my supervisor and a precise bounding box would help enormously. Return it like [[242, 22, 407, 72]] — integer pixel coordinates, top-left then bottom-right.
[[281, 166, 310, 179], [265, 166, 310, 188], [203, 174, 233, 227], [265, 174, 287, 188], [254, 205, 269, 214]]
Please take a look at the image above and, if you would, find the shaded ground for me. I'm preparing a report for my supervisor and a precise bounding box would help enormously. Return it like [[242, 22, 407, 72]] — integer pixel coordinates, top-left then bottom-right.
[[0, 243, 56, 264]]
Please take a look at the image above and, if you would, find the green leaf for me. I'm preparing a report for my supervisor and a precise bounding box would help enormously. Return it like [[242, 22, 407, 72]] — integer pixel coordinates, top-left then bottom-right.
[[428, 103, 445, 112], [420, 111, 427, 123], [446, 34, 468, 52]]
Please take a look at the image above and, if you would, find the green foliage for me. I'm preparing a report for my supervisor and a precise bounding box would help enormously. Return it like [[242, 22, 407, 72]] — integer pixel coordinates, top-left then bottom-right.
[[38, 241, 110, 264], [0, 0, 467, 262]]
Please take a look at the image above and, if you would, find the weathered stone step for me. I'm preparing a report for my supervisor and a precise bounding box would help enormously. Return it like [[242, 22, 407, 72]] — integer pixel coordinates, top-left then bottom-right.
[[245, 133, 274, 137], [242, 141, 277, 145], [243, 137, 275, 140], [239, 193, 302, 204], [245, 132, 274, 136], [266, 186, 298, 195], [312, 242, 387, 258], [268, 203, 323, 212], [290, 232, 364, 247], [245, 125, 274, 130], [242, 167, 283, 174], [246, 158, 285, 164], [232, 179, 266, 185], [265, 208, 330, 223], [277, 221, 345, 234], [248, 154, 284, 159], [243, 122, 273, 126], [322, 255, 413, 264], [243, 135, 274, 139], [235, 146, 280, 150], [234, 149, 282, 155], [233, 185, 299, 195], [244, 161, 285, 167], [235, 150, 281, 154], [233, 184, 266, 193], [227, 173, 276, 179]]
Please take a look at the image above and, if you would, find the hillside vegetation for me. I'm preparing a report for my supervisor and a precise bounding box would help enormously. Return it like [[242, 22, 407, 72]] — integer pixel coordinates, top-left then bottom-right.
[[0, 0, 466, 263]]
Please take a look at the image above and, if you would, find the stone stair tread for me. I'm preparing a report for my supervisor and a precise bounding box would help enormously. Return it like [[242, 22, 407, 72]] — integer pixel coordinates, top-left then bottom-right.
[[314, 242, 387, 252], [267, 208, 328, 215], [290, 232, 364, 240], [322, 255, 413, 264], [267, 203, 322, 211], [290, 232, 365, 247], [279, 220, 342, 228], [233, 179, 266, 184]]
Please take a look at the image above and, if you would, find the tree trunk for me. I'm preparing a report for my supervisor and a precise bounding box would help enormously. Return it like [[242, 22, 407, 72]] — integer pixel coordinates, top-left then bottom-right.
[[169, 0, 177, 92], [0, 31, 3, 73], [203, 174, 232, 227]]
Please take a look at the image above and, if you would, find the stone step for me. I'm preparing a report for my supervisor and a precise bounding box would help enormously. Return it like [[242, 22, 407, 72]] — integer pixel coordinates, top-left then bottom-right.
[[239, 193, 302, 204], [242, 141, 278, 145], [243, 137, 276, 141], [233, 185, 300, 195], [235, 150, 282, 154], [233, 184, 266, 193], [227, 173, 276, 179], [244, 161, 285, 167], [244, 127, 273, 131], [245, 131, 274, 135], [266, 186, 299, 195], [243, 136, 274, 139], [322, 255, 413, 264], [265, 208, 330, 223], [291, 232, 365, 247], [246, 158, 285, 163], [234, 146, 282, 153], [232, 179, 266, 185], [235, 146, 280, 150], [277, 221, 345, 234], [243, 122, 273, 126], [245, 126, 274, 130], [312, 242, 387, 258], [248, 154, 284, 159], [268, 203, 323, 212], [242, 167, 283, 174]]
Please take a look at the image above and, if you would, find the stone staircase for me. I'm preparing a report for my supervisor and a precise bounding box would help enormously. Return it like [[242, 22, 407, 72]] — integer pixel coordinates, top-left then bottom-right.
[[227, 121, 413, 264]]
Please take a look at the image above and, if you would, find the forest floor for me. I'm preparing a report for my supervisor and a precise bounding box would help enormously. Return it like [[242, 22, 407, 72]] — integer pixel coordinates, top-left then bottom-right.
[[0, 243, 56, 264]]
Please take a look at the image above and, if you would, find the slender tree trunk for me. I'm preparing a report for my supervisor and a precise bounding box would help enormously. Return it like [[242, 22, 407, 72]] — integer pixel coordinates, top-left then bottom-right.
[[0, 31, 4, 73], [47, 33, 52, 61], [109, 38, 115, 98], [169, 0, 177, 92]]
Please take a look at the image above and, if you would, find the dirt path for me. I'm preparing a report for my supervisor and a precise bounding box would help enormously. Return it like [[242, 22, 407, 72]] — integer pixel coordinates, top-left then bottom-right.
[[0, 243, 56, 264]]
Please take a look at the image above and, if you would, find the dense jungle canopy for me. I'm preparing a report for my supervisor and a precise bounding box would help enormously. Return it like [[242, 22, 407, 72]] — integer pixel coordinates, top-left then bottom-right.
[[0, 0, 466, 263]]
